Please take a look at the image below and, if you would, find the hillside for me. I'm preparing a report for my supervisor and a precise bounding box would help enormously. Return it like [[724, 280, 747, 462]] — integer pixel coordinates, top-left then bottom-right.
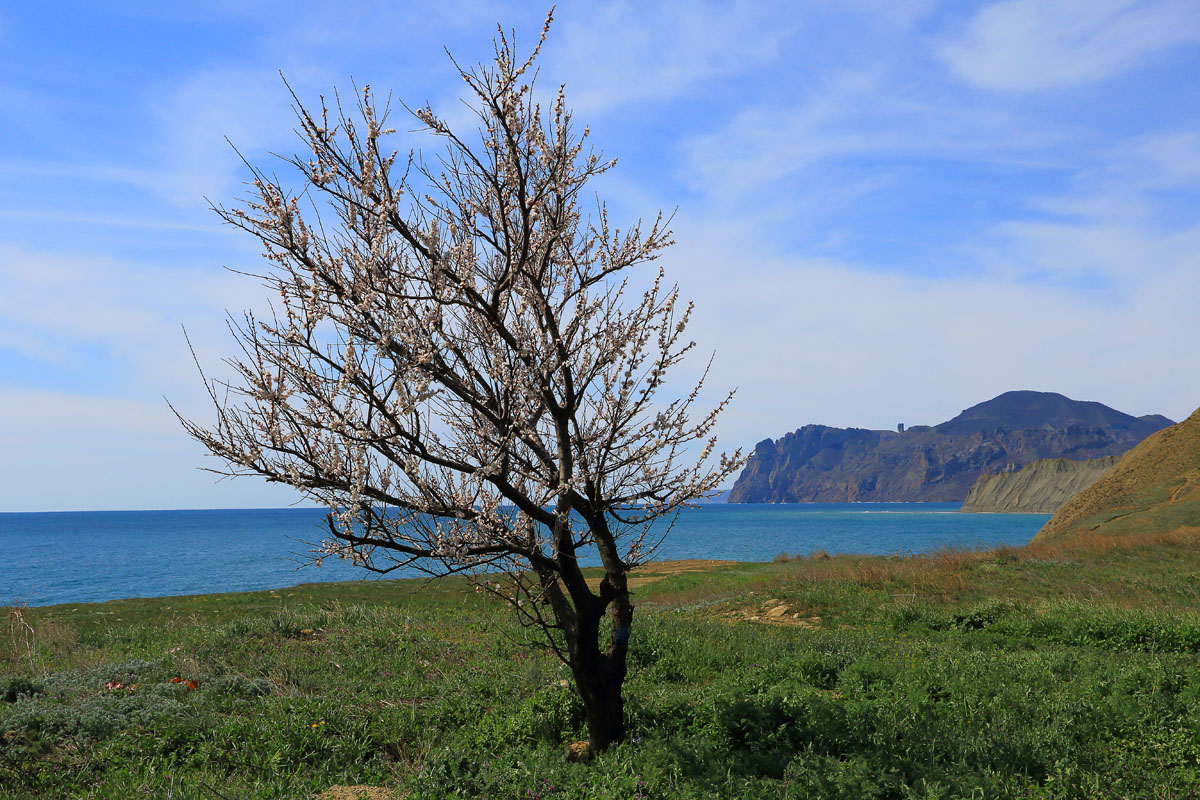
[[959, 456, 1119, 513], [1034, 405, 1200, 543], [729, 391, 1171, 503]]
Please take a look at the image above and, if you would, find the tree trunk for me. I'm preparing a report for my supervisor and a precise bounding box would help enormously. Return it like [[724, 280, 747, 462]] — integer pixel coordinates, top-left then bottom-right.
[[575, 660, 626, 750], [566, 577, 633, 751]]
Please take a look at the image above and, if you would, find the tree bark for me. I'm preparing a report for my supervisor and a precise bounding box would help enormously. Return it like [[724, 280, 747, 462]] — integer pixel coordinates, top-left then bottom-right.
[[564, 569, 633, 751], [176, 18, 742, 768], [574, 656, 627, 750]]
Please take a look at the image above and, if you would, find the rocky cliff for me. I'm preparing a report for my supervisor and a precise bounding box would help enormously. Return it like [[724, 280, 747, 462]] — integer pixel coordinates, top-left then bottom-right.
[[959, 456, 1120, 513], [728, 391, 1172, 503], [1034, 405, 1200, 543]]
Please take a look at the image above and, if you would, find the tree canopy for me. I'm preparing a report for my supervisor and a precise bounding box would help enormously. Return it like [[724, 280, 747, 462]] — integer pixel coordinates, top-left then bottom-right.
[[179, 14, 739, 749]]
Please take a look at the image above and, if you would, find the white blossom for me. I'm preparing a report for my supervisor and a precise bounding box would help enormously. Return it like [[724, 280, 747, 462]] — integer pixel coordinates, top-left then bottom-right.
[[176, 13, 743, 750]]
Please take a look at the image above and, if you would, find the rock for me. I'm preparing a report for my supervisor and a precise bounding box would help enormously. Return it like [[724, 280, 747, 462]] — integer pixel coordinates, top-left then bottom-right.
[[567, 740, 593, 762], [960, 456, 1120, 513], [728, 391, 1171, 503]]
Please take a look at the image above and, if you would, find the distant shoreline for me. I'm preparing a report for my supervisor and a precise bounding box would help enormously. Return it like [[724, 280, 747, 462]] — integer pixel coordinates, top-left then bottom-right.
[[2, 504, 1044, 607]]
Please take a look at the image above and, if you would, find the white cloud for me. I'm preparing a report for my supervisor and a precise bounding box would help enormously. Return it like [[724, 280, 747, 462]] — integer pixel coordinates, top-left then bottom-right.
[[941, 0, 1200, 91], [146, 66, 301, 207], [547, 0, 800, 112], [22, 66, 305, 212], [0, 243, 313, 511], [1004, 129, 1200, 273], [676, 64, 1066, 221], [0, 242, 272, 399], [4, 0, 1198, 509], [1115, 132, 1200, 190], [659, 105, 1200, 448], [981, 218, 1200, 283], [0, 204, 223, 234], [819, 0, 939, 29], [0, 388, 301, 512], [666, 222, 1200, 453]]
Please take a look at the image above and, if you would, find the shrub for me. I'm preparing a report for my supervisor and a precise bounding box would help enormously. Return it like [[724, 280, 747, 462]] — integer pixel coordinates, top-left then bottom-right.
[[0, 675, 44, 703]]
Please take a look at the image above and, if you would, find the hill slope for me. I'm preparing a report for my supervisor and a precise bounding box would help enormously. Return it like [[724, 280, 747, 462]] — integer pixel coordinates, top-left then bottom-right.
[[729, 391, 1171, 503], [1034, 406, 1200, 543], [960, 456, 1119, 513]]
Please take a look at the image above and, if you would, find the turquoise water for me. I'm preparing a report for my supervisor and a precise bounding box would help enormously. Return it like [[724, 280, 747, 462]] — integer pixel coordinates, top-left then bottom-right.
[[0, 505, 1048, 607]]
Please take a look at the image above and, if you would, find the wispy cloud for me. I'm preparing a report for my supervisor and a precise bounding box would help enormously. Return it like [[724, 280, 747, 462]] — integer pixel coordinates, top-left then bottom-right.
[[144, 66, 302, 207], [0, 387, 301, 512], [1, 1, 1197, 509], [679, 66, 1063, 206], [668, 221, 1200, 447], [0, 244, 295, 511], [548, 0, 800, 112], [1114, 131, 1200, 190], [0, 244, 254, 385], [940, 0, 1200, 91]]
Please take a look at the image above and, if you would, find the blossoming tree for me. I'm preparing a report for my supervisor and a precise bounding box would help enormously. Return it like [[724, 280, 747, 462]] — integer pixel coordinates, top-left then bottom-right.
[[179, 17, 740, 750]]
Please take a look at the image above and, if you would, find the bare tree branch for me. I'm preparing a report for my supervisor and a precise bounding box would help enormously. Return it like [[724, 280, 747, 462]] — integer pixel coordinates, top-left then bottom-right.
[[179, 10, 742, 751]]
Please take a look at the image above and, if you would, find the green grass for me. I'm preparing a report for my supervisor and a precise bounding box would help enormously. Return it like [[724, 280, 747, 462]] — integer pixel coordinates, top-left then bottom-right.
[[5, 536, 1200, 798]]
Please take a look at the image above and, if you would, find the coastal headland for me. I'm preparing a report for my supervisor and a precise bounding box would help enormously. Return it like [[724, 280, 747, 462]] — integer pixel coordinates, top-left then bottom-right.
[[729, 391, 1172, 503]]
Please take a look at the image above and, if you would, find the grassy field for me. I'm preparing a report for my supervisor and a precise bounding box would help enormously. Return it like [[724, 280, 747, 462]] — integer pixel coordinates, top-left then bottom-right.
[[5, 530, 1200, 799]]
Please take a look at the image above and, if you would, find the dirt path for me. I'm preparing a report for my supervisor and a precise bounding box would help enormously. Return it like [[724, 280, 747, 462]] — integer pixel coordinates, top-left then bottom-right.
[[583, 559, 737, 592]]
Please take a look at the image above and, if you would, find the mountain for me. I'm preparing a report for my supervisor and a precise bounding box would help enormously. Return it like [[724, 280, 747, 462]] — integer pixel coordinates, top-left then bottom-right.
[[959, 456, 1120, 513], [1034, 406, 1200, 543], [934, 392, 1163, 436], [728, 391, 1173, 503], [692, 489, 730, 505]]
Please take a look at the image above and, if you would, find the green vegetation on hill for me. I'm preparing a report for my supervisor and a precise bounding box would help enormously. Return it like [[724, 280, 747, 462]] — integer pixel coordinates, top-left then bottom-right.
[[1036, 405, 1200, 543], [5, 536, 1200, 798]]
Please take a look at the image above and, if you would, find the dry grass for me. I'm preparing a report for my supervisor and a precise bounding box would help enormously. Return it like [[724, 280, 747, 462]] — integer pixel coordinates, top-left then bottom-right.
[[4, 605, 38, 673], [832, 526, 1200, 588], [644, 523, 1200, 626], [760, 547, 987, 593], [1037, 405, 1200, 542], [1026, 524, 1200, 559], [316, 786, 400, 800], [0, 606, 82, 674], [622, 559, 738, 590]]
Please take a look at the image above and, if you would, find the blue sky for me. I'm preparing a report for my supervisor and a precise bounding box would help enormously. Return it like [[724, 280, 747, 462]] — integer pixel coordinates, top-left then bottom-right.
[[2, 0, 1198, 511]]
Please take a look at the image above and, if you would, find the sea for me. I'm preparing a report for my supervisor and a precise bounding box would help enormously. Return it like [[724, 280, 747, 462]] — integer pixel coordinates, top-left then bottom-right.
[[0, 504, 1048, 607]]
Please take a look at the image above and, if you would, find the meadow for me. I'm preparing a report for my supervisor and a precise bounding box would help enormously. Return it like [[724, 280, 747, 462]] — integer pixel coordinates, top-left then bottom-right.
[[4, 529, 1200, 799]]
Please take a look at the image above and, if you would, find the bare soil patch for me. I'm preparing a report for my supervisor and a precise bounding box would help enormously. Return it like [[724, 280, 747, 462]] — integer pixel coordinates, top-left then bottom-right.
[[727, 596, 823, 628], [584, 559, 737, 592], [316, 786, 398, 800]]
